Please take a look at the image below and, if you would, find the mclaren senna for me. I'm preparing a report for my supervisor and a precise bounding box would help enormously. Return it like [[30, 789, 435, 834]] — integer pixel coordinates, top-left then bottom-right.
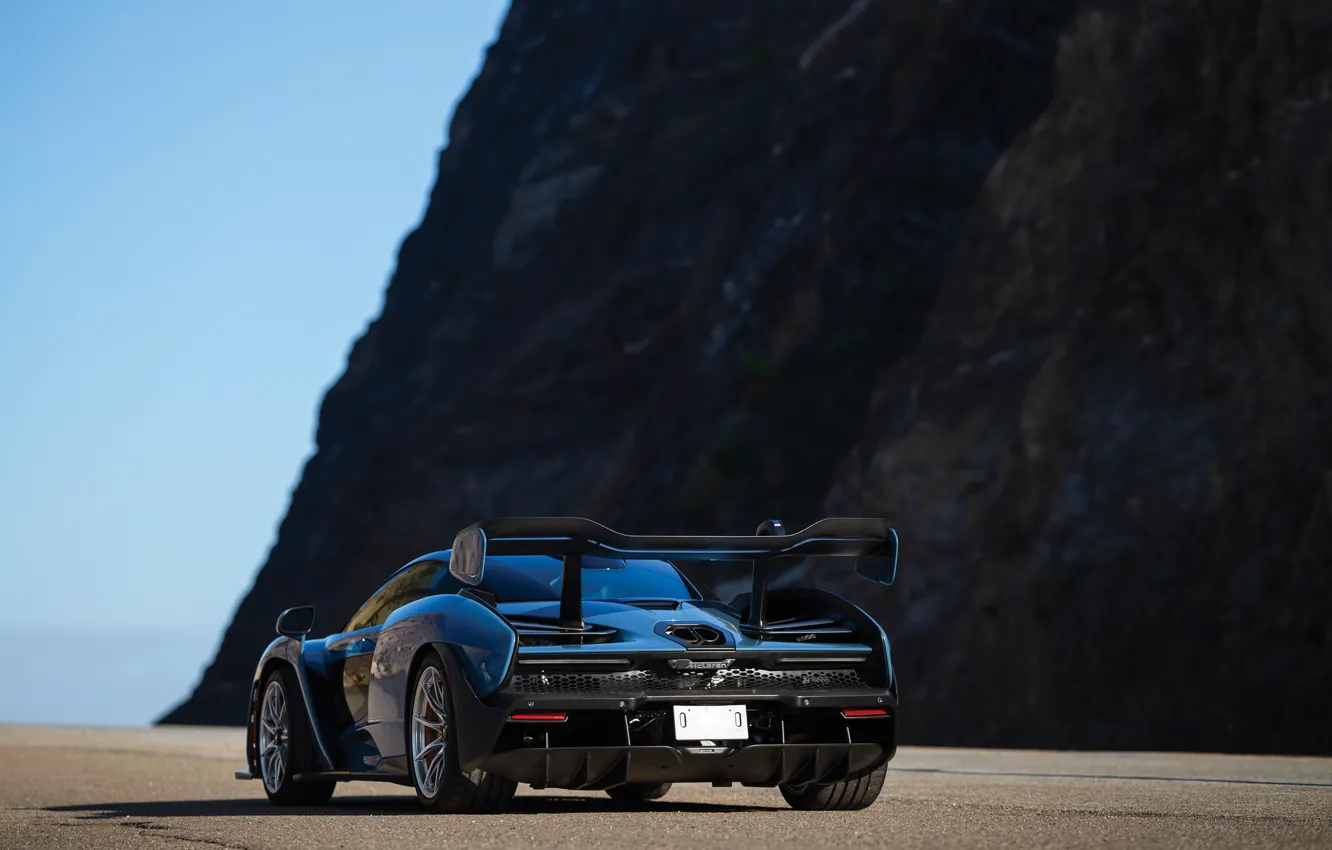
[[235, 517, 900, 811]]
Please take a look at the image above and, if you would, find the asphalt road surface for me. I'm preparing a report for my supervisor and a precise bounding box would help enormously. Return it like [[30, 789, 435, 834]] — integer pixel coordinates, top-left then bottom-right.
[[1, 726, 1328, 849]]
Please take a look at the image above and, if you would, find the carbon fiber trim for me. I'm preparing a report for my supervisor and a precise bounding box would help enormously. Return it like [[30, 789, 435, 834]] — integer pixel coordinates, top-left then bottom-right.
[[509, 667, 867, 695]]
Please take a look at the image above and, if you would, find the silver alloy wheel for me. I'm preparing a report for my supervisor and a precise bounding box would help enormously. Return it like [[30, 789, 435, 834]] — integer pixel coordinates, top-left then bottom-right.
[[411, 665, 450, 797], [258, 680, 290, 793]]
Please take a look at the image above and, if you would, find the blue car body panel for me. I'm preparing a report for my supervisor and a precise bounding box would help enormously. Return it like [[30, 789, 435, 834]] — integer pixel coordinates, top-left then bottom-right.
[[498, 599, 885, 659], [357, 593, 519, 764]]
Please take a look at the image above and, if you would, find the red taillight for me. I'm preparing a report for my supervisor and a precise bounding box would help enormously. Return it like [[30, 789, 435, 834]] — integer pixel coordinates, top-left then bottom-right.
[[841, 709, 888, 718], [508, 712, 568, 722]]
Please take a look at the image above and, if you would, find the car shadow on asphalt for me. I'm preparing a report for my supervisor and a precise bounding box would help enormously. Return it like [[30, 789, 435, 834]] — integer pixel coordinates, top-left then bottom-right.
[[47, 794, 782, 818]]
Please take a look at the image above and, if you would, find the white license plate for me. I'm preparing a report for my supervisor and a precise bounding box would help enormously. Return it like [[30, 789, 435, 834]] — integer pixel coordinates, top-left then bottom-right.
[[672, 705, 748, 741]]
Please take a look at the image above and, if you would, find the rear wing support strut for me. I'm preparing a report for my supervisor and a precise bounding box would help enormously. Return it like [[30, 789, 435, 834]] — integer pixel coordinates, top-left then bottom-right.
[[558, 553, 582, 628], [747, 519, 787, 632]]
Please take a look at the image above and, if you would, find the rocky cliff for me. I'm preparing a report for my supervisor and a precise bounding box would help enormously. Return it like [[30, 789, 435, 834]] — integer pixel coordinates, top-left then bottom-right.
[[163, 0, 1331, 755]]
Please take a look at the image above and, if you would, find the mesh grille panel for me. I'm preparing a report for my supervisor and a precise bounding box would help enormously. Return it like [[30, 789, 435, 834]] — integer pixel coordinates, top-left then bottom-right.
[[509, 667, 867, 694]]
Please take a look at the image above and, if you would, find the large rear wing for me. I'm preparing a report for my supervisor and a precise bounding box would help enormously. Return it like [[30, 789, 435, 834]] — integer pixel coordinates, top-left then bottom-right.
[[448, 517, 898, 628]]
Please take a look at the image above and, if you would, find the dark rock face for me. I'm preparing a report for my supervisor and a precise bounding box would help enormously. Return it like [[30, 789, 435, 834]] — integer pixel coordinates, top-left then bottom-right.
[[827, 0, 1332, 754], [164, 0, 1330, 755]]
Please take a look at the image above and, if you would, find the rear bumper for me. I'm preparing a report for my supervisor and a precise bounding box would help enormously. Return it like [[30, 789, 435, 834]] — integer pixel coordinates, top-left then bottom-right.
[[480, 741, 890, 788], [441, 646, 898, 788], [466, 687, 897, 788]]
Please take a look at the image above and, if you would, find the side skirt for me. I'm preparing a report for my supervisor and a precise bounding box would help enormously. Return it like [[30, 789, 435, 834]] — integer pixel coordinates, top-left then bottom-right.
[[290, 771, 412, 785], [236, 766, 409, 785]]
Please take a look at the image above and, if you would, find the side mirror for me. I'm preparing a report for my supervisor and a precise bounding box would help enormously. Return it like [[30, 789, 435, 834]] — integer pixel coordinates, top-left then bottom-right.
[[276, 605, 316, 637], [855, 528, 898, 586], [450, 526, 487, 586]]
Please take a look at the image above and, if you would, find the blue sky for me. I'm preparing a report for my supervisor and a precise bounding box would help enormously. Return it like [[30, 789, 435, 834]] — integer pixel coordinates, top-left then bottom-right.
[[0, 0, 508, 723]]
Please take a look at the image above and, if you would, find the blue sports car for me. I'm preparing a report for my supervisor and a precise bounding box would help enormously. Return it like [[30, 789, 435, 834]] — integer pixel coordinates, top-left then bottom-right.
[[235, 517, 900, 811]]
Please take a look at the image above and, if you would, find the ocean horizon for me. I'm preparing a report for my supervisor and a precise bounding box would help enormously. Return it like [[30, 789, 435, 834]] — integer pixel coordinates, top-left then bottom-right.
[[0, 626, 222, 726]]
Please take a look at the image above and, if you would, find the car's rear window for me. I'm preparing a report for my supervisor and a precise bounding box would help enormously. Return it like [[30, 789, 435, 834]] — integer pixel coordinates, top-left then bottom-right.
[[431, 555, 697, 602]]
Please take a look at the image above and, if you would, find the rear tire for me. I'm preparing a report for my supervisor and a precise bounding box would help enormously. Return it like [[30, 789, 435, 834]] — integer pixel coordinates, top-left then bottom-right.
[[256, 666, 336, 806], [779, 763, 887, 811], [605, 782, 671, 804], [407, 650, 516, 813]]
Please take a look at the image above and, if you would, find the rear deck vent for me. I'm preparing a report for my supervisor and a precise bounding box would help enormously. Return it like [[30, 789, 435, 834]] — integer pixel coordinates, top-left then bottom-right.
[[738, 615, 854, 641], [507, 616, 618, 646]]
